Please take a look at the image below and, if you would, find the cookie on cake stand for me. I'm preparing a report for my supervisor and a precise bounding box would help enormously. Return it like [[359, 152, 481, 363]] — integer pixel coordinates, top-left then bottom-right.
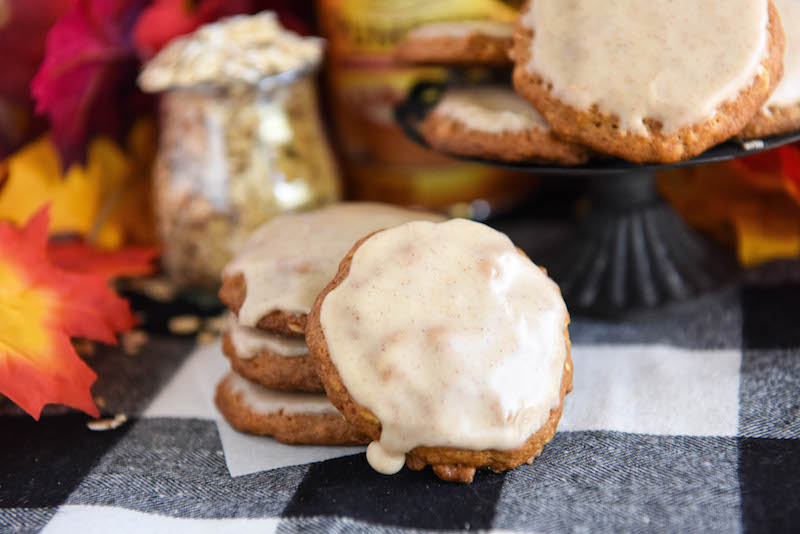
[[740, 0, 800, 138]]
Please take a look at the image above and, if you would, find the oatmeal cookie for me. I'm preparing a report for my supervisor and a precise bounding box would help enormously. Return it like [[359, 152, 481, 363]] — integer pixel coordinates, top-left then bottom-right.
[[395, 20, 513, 66], [420, 86, 590, 164], [511, 0, 786, 162], [215, 371, 369, 445], [307, 219, 572, 483]]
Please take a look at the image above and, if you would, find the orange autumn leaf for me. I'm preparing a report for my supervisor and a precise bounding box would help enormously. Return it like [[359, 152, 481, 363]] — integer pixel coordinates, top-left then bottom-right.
[[733, 202, 800, 267], [659, 150, 800, 268], [48, 240, 159, 280], [0, 208, 140, 420]]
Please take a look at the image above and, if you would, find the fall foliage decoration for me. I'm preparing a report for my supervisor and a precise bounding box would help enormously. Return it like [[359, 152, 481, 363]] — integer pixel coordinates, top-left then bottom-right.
[[0, 208, 157, 420], [30, 0, 149, 167], [48, 240, 160, 280], [0, 119, 157, 248], [0, 0, 72, 157], [0, 1, 318, 424], [134, 0, 254, 59], [659, 144, 800, 267], [28, 0, 262, 166]]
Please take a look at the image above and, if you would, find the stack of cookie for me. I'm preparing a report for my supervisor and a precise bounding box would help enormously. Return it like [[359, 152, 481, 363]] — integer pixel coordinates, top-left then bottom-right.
[[214, 202, 576, 483], [398, 0, 798, 164], [214, 203, 444, 446]]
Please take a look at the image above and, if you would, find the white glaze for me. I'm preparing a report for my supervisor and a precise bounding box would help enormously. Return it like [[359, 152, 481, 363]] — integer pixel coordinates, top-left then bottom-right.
[[407, 20, 513, 40], [435, 86, 550, 133], [227, 372, 337, 415], [224, 202, 445, 326], [228, 315, 308, 358], [522, 0, 770, 135], [319, 219, 569, 475], [767, 0, 800, 107], [366, 441, 406, 475]]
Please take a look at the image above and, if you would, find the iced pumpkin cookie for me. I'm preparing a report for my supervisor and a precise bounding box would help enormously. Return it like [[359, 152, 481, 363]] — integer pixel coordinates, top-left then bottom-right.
[[223, 316, 323, 393], [395, 20, 513, 66], [420, 86, 590, 164], [511, 0, 786, 163], [219, 203, 445, 336], [307, 219, 572, 484], [741, 0, 800, 138], [215, 371, 369, 445]]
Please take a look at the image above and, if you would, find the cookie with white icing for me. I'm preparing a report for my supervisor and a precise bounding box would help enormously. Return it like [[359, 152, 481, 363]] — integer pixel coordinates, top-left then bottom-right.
[[307, 219, 572, 483], [511, 0, 786, 163], [219, 275, 305, 337], [222, 316, 323, 393], [420, 86, 590, 164], [219, 203, 446, 337], [214, 371, 369, 445], [395, 20, 513, 66], [740, 0, 800, 138]]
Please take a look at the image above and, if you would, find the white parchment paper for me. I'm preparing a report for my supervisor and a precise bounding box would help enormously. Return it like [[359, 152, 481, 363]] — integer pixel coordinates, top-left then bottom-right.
[[144, 340, 365, 477]]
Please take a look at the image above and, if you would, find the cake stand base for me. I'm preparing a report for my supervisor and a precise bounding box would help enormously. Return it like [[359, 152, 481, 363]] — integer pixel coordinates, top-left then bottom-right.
[[538, 172, 738, 317]]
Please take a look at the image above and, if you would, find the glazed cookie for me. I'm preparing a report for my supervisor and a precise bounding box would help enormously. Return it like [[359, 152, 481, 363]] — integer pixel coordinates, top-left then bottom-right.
[[420, 86, 590, 164], [215, 371, 369, 445], [741, 0, 800, 138], [395, 20, 513, 66], [220, 203, 445, 336], [307, 219, 572, 484], [223, 316, 323, 393], [219, 273, 306, 337], [511, 0, 786, 163]]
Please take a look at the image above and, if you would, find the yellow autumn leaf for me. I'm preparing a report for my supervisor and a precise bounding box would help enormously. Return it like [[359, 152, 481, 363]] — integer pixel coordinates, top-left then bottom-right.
[[733, 200, 800, 268], [0, 119, 156, 249], [104, 119, 158, 246]]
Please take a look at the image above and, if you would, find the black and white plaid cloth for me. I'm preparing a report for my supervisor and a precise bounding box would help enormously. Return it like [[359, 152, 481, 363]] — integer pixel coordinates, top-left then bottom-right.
[[2, 247, 798, 533]]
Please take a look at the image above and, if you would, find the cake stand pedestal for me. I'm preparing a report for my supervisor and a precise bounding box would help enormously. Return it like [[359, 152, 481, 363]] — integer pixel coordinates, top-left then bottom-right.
[[536, 170, 737, 316]]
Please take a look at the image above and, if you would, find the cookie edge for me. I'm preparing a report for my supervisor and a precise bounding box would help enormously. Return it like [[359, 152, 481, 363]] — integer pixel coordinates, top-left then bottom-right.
[[214, 372, 370, 445], [420, 107, 591, 164], [222, 333, 324, 393], [395, 32, 513, 66], [219, 272, 307, 337], [738, 102, 800, 138]]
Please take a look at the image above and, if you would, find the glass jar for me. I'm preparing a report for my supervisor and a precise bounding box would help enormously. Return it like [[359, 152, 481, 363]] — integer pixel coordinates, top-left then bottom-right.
[[153, 70, 341, 289]]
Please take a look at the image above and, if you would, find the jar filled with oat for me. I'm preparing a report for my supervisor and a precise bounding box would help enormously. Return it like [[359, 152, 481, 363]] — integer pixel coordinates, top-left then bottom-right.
[[139, 12, 340, 289]]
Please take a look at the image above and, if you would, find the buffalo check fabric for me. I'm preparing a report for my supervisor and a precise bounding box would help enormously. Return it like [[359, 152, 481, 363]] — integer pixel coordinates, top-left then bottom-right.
[[2, 259, 799, 534]]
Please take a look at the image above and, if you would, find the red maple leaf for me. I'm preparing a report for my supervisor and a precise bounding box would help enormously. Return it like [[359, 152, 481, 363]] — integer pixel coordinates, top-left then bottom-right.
[[132, 0, 314, 58], [48, 239, 159, 280], [736, 148, 784, 176], [0, 208, 142, 419], [133, 0, 254, 60], [0, 0, 72, 157], [0, 0, 73, 102], [30, 0, 150, 167], [778, 144, 800, 205]]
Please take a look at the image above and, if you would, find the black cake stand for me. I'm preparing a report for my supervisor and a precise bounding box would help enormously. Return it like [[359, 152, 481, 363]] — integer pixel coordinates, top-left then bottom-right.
[[396, 80, 800, 317]]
